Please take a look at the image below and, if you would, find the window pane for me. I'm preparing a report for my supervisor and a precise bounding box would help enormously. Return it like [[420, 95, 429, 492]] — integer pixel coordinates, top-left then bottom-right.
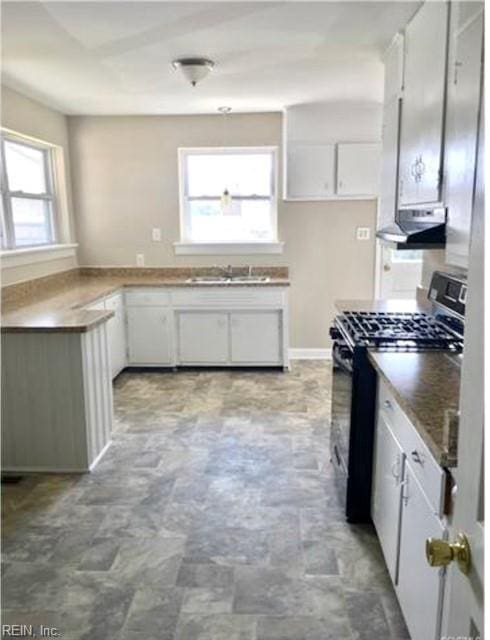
[[5, 140, 48, 194], [11, 197, 52, 246], [189, 199, 273, 243], [187, 153, 272, 197]]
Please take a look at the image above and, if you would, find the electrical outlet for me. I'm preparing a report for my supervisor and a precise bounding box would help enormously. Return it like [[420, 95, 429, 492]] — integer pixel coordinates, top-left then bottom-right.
[[152, 228, 162, 242], [356, 227, 371, 241], [136, 253, 145, 266]]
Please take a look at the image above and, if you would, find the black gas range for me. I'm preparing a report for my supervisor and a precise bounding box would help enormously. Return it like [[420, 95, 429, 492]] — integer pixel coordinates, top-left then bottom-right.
[[329, 271, 466, 523]]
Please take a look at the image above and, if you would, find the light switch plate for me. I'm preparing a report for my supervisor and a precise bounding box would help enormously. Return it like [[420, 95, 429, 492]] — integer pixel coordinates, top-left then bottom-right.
[[152, 228, 162, 242], [136, 253, 145, 266], [356, 227, 371, 240]]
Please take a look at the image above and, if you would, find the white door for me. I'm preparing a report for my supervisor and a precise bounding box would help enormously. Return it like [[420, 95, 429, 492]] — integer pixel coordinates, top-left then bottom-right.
[[230, 311, 281, 364], [177, 312, 228, 364], [336, 143, 381, 196], [378, 244, 423, 299], [397, 465, 446, 640], [286, 143, 335, 199], [127, 306, 172, 365], [440, 79, 484, 640], [106, 294, 126, 377], [399, 1, 449, 206], [444, 7, 483, 269], [371, 413, 404, 583]]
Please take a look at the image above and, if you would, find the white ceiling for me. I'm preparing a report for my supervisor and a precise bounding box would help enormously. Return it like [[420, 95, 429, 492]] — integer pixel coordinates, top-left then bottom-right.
[[1, 1, 420, 115]]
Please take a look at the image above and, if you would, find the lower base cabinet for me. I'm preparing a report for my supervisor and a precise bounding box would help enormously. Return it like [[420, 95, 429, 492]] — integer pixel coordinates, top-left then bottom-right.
[[87, 286, 289, 370], [371, 413, 404, 583], [372, 381, 447, 640], [177, 312, 228, 364], [127, 306, 172, 365], [230, 311, 282, 364], [397, 466, 446, 640]]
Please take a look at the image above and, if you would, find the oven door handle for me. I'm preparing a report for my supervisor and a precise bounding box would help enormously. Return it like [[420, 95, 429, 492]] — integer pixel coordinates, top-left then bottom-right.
[[332, 343, 353, 374]]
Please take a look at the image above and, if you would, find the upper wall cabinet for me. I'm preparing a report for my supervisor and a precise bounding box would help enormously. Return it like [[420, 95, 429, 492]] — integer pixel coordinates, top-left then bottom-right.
[[283, 103, 382, 200], [444, 3, 483, 268], [383, 33, 404, 104], [286, 143, 335, 199], [378, 35, 404, 229], [398, 2, 449, 207], [337, 143, 381, 197]]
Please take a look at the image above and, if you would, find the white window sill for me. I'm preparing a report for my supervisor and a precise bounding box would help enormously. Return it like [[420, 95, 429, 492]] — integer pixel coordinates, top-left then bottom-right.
[[174, 242, 284, 256], [0, 243, 78, 268]]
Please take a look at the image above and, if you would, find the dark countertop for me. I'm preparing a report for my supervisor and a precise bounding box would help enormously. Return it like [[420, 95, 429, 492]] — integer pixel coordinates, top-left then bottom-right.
[[334, 298, 461, 468], [369, 351, 461, 467]]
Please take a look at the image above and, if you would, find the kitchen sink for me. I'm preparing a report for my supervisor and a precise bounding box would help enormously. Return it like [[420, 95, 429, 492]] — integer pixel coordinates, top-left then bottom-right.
[[187, 276, 230, 283], [230, 276, 270, 283], [186, 275, 270, 284]]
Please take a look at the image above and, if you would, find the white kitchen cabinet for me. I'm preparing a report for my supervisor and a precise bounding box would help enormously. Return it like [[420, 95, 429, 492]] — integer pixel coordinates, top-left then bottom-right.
[[397, 465, 446, 640], [177, 312, 229, 364], [371, 412, 404, 583], [105, 294, 126, 378], [286, 143, 335, 199], [398, 1, 449, 206], [444, 6, 483, 268], [378, 99, 402, 228], [384, 33, 404, 104], [230, 311, 282, 364], [126, 306, 173, 365], [337, 143, 381, 196], [373, 380, 448, 640]]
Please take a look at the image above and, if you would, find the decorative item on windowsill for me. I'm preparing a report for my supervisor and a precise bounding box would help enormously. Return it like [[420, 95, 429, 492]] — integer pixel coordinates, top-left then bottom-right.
[[218, 106, 235, 215]]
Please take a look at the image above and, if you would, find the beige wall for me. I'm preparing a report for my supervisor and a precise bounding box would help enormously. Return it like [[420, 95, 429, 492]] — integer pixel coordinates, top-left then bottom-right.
[[69, 113, 377, 348], [0, 86, 77, 285]]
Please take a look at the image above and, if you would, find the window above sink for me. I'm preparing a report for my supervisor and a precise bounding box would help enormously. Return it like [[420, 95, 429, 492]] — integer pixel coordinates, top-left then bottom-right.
[[175, 146, 283, 255]]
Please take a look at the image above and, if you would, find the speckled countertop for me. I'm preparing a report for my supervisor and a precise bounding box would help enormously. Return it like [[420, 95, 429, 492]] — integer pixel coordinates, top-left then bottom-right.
[[369, 351, 461, 467], [335, 298, 461, 468], [1, 267, 290, 333]]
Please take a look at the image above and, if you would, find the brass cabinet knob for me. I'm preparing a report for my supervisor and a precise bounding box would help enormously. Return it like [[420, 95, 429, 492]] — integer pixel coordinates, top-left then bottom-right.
[[426, 533, 471, 575]]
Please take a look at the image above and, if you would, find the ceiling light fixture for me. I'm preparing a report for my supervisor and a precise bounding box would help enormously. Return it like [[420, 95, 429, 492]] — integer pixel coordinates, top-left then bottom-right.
[[171, 57, 215, 87]]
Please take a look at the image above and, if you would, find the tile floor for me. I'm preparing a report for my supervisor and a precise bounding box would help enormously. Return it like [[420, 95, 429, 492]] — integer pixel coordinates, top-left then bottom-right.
[[1, 362, 409, 640]]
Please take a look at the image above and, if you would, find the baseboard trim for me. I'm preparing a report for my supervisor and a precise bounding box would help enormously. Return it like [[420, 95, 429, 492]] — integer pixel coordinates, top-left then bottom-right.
[[289, 348, 331, 360]]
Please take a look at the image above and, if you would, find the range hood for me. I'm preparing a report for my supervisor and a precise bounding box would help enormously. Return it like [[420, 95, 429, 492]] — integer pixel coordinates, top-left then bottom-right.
[[376, 207, 446, 250]]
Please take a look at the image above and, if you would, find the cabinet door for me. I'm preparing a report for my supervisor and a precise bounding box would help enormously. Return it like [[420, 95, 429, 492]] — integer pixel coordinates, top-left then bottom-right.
[[106, 295, 127, 378], [399, 2, 449, 206], [397, 465, 445, 640], [379, 99, 402, 229], [230, 311, 281, 364], [286, 143, 335, 199], [371, 413, 404, 583], [127, 306, 172, 365], [445, 7, 483, 268], [177, 312, 228, 364], [337, 143, 381, 196], [384, 34, 404, 104]]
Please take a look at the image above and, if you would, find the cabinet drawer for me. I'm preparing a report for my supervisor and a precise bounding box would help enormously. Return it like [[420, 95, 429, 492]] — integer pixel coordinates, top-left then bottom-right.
[[378, 381, 445, 515], [171, 287, 285, 308], [125, 289, 170, 307]]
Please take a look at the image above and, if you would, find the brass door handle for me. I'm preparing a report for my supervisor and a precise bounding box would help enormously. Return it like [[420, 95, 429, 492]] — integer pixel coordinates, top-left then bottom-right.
[[426, 533, 471, 575]]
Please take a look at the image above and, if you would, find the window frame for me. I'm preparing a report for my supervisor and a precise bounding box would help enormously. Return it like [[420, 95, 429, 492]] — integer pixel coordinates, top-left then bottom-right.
[[0, 132, 58, 250], [178, 146, 279, 246]]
